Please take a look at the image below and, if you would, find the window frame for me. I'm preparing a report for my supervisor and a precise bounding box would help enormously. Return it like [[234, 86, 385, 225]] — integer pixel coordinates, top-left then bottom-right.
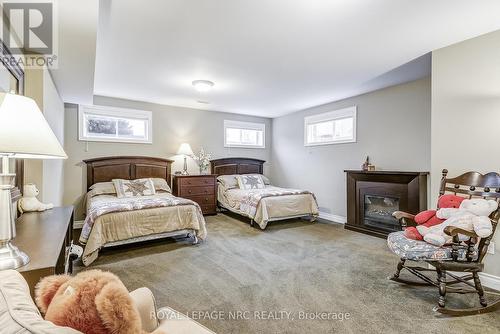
[[224, 120, 266, 149], [304, 106, 357, 146], [78, 105, 153, 144]]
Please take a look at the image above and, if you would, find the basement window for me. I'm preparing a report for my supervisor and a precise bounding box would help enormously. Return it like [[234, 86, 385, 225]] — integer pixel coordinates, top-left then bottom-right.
[[304, 106, 357, 146], [78, 105, 152, 144], [224, 120, 265, 148]]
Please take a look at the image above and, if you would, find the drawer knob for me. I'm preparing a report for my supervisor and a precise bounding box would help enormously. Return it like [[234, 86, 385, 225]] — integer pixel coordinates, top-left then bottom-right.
[[188, 190, 192, 194], [205, 198, 209, 202]]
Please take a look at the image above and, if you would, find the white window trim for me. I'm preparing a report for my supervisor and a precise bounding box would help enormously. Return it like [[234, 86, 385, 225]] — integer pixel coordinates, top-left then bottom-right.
[[304, 106, 357, 147], [224, 120, 266, 149], [78, 105, 153, 144]]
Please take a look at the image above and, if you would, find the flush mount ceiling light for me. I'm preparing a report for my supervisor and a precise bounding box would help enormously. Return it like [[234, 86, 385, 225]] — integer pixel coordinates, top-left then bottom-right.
[[192, 80, 214, 92]]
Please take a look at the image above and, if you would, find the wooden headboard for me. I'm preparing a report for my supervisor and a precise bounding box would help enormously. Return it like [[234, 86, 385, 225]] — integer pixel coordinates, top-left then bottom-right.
[[83, 156, 173, 190], [210, 157, 265, 176]]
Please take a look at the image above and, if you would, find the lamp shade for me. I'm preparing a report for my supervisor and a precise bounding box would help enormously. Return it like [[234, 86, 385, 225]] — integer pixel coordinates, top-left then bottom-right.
[[0, 93, 67, 159], [177, 143, 194, 156]]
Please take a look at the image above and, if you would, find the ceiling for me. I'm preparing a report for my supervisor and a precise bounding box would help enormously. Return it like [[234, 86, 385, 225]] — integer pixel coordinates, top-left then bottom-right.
[[52, 0, 500, 117]]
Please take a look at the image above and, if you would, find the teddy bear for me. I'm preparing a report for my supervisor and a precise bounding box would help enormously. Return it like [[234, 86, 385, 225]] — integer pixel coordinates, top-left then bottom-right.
[[35, 269, 164, 334], [18, 183, 54, 213], [404, 194, 465, 240], [417, 198, 498, 247]]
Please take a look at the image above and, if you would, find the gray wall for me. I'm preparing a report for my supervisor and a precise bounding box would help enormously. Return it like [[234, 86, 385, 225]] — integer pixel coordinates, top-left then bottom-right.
[[270, 78, 431, 220], [42, 69, 65, 206], [431, 30, 500, 277], [63, 96, 271, 218]]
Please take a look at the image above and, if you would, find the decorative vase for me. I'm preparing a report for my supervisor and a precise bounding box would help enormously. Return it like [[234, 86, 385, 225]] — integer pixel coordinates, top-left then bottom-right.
[[199, 166, 209, 175]]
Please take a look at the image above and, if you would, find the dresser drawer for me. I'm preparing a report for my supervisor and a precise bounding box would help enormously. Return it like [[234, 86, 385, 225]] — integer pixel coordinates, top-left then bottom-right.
[[179, 177, 215, 187], [185, 194, 216, 205], [180, 185, 214, 196], [199, 204, 217, 215]]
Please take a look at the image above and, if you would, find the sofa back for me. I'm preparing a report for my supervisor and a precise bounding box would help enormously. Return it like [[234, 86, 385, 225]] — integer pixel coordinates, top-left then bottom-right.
[[0, 270, 81, 334]]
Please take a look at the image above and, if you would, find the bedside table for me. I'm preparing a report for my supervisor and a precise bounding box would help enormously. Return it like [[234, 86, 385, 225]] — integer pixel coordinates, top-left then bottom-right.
[[172, 174, 217, 215], [15, 206, 74, 296]]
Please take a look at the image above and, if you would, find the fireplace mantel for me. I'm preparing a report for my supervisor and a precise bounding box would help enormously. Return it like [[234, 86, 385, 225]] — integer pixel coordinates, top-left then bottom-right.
[[344, 170, 429, 176], [344, 170, 429, 238]]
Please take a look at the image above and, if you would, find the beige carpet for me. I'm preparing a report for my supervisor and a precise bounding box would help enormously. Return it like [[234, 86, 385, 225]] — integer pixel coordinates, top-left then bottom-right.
[[75, 214, 500, 334]]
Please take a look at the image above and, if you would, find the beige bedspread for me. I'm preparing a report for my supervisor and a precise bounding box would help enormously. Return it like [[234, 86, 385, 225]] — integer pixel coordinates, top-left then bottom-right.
[[218, 186, 319, 229], [82, 192, 207, 266]]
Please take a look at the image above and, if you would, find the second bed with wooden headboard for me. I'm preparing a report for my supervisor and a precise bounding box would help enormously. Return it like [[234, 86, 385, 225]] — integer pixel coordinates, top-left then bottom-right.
[[211, 157, 319, 229], [80, 156, 207, 266]]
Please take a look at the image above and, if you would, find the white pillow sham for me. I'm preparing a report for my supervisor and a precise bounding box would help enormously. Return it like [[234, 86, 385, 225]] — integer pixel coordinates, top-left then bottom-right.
[[236, 174, 266, 190], [112, 178, 156, 198], [89, 178, 171, 196], [218, 174, 271, 190]]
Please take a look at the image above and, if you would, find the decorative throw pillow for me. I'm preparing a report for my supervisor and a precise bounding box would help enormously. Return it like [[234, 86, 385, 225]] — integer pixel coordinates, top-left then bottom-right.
[[112, 178, 156, 198], [237, 174, 265, 190], [151, 178, 171, 193]]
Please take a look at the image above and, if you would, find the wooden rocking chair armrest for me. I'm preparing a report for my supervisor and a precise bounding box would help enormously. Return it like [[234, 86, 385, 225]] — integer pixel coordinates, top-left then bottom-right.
[[392, 211, 417, 229], [443, 226, 478, 238], [392, 211, 415, 221]]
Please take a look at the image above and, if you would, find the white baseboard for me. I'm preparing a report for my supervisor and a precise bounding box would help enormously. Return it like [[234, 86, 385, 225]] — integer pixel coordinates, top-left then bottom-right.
[[73, 220, 84, 229], [426, 264, 500, 291], [318, 212, 346, 224], [479, 272, 500, 291]]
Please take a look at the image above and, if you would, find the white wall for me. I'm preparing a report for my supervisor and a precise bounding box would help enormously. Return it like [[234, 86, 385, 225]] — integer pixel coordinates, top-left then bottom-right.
[[271, 78, 431, 220], [431, 30, 500, 277], [63, 96, 272, 218], [42, 69, 65, 205]]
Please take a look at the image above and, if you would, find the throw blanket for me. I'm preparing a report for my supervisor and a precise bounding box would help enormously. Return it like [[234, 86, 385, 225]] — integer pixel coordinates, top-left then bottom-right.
[[240, 188, 318, 220], [80, 195, 204, 244]]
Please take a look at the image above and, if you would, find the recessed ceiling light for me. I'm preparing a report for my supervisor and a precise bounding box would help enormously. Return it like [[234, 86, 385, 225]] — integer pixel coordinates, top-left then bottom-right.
[[197, 100, 210, 104], [192, 80, 214, 92]]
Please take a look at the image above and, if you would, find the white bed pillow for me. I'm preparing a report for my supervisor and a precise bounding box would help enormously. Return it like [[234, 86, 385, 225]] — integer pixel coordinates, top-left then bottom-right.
[[151, 178, 171, 193], [236, 174, 265, 190], [90, 181, 116, 195], [113, 178, 156, 198], [245, 174, 271, 185], [218, 174, 271, 190], [217, 175, 239, 190]]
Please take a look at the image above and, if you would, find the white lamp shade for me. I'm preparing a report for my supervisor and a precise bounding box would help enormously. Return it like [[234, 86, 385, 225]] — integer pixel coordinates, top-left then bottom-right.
[[177, 143, 194, 156], [0, 93, 67, 159]]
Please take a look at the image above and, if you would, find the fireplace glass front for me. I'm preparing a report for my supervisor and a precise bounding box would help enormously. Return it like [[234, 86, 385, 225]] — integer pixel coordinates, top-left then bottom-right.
[[363, 195, 400, 232]]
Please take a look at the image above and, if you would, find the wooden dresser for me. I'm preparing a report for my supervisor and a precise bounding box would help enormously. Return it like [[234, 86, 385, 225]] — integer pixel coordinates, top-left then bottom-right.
[[173, 174, 217, 215], [14, 206, 74, 296]]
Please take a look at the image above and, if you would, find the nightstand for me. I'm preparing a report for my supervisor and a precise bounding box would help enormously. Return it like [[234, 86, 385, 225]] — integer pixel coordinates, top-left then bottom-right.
[[15, 206, 74, 296], [172, 174, 217, 215]]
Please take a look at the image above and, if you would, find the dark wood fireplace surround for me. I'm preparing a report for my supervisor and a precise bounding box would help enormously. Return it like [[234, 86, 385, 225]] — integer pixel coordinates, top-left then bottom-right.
[[345, 170, 428, 238]]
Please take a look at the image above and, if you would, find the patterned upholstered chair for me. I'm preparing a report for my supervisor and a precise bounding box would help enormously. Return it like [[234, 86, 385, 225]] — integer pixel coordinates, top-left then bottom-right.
[[387, 169, 500, 316]]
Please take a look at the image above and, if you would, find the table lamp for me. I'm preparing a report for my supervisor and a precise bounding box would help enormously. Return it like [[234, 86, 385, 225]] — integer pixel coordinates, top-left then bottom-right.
[[177, 143, 193, 175], [0, 92, 67, 270]]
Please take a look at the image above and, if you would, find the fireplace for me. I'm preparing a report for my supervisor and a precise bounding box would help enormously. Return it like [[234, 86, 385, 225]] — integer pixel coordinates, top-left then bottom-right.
[[363, 195, 400, 232], [345, 170, 428, 238]]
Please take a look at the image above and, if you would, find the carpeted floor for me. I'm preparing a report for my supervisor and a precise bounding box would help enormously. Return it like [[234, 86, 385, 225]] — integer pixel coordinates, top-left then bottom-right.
[[75, 214, 500, 334]]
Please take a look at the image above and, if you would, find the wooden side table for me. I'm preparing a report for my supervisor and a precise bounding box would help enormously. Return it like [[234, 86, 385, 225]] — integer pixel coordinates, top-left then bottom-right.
[[172, 175, 217, 215], [14, 206, 74, 296]]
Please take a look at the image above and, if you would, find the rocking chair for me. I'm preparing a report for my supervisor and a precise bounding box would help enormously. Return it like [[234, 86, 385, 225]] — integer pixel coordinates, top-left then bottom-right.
[[387, 169, 500, 316]]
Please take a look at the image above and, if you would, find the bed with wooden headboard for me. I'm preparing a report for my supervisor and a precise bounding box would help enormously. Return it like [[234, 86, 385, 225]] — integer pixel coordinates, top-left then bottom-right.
[[84, 156, 173, 190], [80, 156, 205, 266], [210, 157, 264, 176], [210, 157, 319, 229]]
